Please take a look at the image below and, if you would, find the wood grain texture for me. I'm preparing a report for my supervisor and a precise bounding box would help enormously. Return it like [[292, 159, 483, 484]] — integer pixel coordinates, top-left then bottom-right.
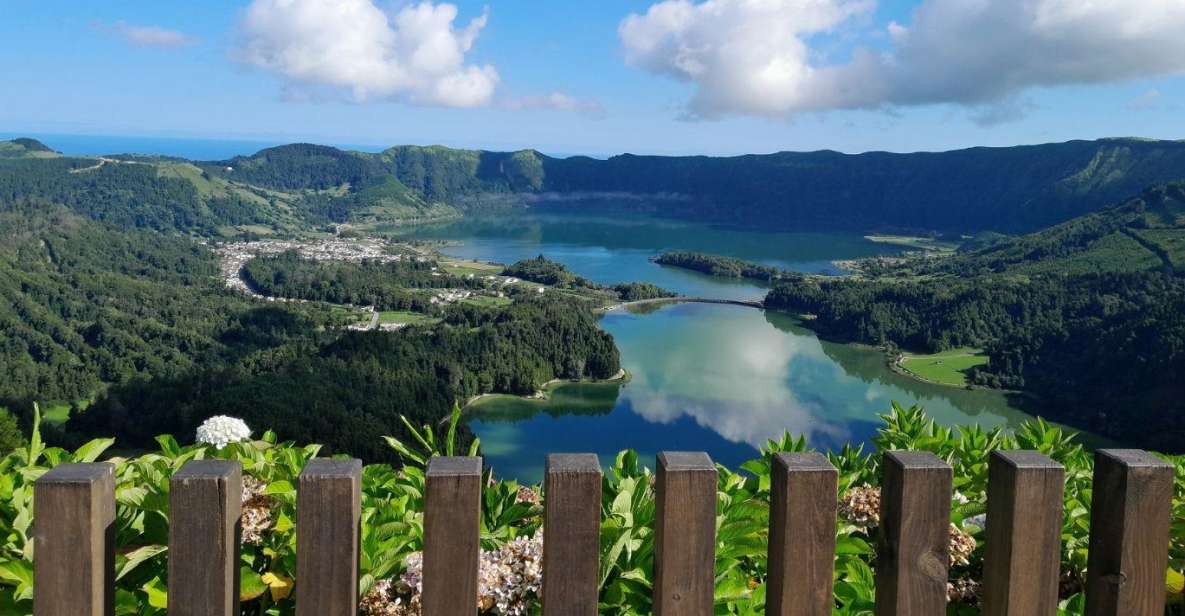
[[654, 452, 717, 616], [1084, 449, 1174, 616], [543, 454, 602, 616], [168, 460, 242, 616], [767, 452, 838, 616], [874, 451, 952, 616], [296, 459, 362, 616], [423, 456, 482, 616], [33, 463, 115, 616], [981, 450, 1064, 616]]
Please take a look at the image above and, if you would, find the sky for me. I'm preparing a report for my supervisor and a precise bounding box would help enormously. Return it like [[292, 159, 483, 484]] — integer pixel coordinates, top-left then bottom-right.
[[1, 0, 1184, 157]]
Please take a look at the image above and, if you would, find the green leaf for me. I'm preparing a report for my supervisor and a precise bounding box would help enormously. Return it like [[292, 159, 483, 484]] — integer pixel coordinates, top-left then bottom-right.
[[141, 576, 168, 609], [240, 566, 268, 602], [72, 438, 115, 463], [26, 403, 44, 469], [0, 559, 33, 586], [264, 480, 294, 495], [116, 545, 167, 581]]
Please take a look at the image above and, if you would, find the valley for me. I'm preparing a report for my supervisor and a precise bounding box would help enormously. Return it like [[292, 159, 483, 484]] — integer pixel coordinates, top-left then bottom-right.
[[1, 136, 1182, 474]]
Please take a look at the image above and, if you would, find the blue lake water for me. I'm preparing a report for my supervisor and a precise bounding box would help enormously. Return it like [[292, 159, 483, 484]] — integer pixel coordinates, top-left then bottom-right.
[[394, 214, 1038, 482]]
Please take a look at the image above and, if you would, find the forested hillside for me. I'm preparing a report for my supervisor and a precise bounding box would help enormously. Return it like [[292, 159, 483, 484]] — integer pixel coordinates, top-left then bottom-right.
[[9, 136, 1185, 235], [69, 297, 619, 461], [207, 138, 1185, 233], [0, 153, 311, 235], [765, 183, 1185, 451], [0, 138, 58, 159], [0, 204, 619, 461]]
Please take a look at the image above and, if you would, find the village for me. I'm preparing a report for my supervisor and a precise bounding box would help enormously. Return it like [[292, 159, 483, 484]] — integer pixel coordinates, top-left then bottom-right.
[[212, 237, 540, 331]]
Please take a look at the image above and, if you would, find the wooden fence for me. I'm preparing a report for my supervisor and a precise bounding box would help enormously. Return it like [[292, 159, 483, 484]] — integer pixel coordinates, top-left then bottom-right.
[[31, 448, 1174, 616]]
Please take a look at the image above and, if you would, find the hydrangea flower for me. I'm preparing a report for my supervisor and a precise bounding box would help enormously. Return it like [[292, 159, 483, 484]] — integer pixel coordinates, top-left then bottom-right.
[[195, 415, 251, 448], [362, 532, 544, 615]]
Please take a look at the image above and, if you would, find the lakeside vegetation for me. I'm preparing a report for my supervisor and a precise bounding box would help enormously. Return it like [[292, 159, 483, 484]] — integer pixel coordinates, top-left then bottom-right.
[[0, 404, 1181, 614], [653, 250, 789, 281], [503, 254, 676, 302], [765, 183, 1185, 452], [632, 183, 1185, 451]]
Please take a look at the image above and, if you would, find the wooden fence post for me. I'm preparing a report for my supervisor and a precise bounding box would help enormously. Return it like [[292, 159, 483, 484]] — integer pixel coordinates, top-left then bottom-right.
[[767, 452, 837, 616], [33, 463, 115, 616], [543, 453, 602, 616], [168, 460, 243, 616], [1084, 449, 1173, 616], [981, 450, 1064, 616], [874, 451, 952, 616], [296, 459, 362, 616], [423, 456, 482, 616], [654, 451, 717, 616]]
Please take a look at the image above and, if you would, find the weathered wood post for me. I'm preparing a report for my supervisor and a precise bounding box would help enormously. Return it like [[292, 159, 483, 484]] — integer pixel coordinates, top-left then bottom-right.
[[766, 452, 838, 616], [33, 463, 116, 616], [169, 460, 243, 616], [981, 450, 1064, 616], [543, 453, 602, 615], [1084, 449, 1174, 616], [423, 456, 482, 616], [296, 458, 362, 616], [874, 451, 952, 616], [654, 451, 717, 616]]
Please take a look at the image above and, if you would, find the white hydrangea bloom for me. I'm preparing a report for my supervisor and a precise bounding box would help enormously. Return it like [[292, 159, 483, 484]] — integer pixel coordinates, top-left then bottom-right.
[[195, 415, 251, 448]]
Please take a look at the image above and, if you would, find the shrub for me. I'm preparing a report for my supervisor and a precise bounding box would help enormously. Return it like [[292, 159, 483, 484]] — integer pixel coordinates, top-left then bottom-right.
[[0, 403, 1181, 614]]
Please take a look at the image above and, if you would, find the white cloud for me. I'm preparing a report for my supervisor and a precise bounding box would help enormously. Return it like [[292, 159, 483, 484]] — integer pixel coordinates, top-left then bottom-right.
[[1126, 89, 1163, 111], [505, 92, 605, 117], [104, 21, 195, 49], [238, 0, 498, 108], [619, 0, 1185, 119]]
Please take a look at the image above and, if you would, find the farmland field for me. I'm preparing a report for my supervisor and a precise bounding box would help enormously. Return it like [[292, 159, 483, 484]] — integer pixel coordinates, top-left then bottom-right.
[[899, 348, 988, 386]]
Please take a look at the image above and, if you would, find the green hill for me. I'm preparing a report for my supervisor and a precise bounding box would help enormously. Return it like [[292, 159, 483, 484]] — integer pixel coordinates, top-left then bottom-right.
[[9, 136, 1185, 235], [205, 137, 1185, 234], [0, 141, 312, 236], [0, 138, 59, 159], [764, 183, 1185, 452], [934, 182, 1185, 276]]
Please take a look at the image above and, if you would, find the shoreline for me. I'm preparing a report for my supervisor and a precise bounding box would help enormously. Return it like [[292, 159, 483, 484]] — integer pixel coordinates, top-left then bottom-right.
[[463, 368, 630, 411]]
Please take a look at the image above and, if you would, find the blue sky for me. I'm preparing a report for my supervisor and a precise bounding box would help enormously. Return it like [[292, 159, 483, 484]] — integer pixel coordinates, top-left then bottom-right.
[[1, 0, 1183, 156]]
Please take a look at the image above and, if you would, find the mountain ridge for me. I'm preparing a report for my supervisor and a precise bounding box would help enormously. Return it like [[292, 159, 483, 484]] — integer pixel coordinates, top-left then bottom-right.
[[203, 136, 1185, 234], [7, 136, 1185, 235]]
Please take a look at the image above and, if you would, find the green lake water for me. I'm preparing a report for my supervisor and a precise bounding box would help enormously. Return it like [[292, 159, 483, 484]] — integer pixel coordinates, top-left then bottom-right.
[[393, 213, 1036, 482]]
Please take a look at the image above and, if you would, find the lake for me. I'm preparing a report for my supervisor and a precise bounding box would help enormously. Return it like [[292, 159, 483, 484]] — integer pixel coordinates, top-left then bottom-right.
[[394, 213, 1036, 481]]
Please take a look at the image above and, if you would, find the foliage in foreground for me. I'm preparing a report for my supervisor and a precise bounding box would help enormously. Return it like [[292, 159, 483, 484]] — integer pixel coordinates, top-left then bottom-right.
[[0, 404, 1182, 615]]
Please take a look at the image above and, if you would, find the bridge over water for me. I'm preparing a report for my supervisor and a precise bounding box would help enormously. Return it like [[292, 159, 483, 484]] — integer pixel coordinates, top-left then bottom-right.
[[601, 296, 765, 312]]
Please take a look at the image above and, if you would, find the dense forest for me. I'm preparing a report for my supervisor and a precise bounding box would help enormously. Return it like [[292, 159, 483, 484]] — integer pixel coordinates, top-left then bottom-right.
[[502, 255, 675, 301], [241, 251, 484, 312], [502, 254, 600, 289], [0, 200, 619, 461], [654, 251, 789, 281], [611, 282, 677, 301], [765, 183, 1185, 451], [68, 297, 619, 461]]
